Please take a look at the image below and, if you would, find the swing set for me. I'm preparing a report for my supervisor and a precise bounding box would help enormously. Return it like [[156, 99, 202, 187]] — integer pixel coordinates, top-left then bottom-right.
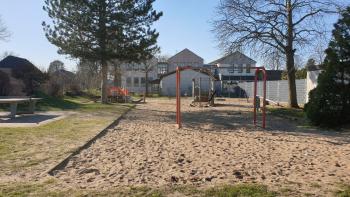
[[175, 66, 267, 129]]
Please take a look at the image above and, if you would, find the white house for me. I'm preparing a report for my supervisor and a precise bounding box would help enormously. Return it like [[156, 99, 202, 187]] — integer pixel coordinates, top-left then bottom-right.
[[119, 60, 158, 94], [209, 51, 257, 82], [158, 50, 260, 97], [160, 70, 214, 97], [159, 49, 209, 96], [168, 48, 204, 72]]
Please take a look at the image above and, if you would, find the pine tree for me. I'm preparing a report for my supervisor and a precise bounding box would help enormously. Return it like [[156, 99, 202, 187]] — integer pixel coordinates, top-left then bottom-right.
[[43, 0, 162, 103], [305, 7, 350, 127]]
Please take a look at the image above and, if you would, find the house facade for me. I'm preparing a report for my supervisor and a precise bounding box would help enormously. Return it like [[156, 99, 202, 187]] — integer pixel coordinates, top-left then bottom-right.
[[159, 49, 210, 96], [209, 52, 257, 96], [118, 62, 158, 95], [160, 70, 213, 97], [168, 48, 204, 72], [115, 49, 261, 96], [209, 51, 257, 81]]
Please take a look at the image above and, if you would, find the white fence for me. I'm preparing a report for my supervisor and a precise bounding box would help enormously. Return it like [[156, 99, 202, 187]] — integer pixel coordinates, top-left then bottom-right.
[[238, 79, 307, 104]]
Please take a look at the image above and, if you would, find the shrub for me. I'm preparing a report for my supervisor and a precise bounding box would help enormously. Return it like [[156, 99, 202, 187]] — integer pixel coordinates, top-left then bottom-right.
[[305, 7, 350, 127], [12, 64, 47, 95], [0, 70, 10, 96], [48, 83, 63, 97]]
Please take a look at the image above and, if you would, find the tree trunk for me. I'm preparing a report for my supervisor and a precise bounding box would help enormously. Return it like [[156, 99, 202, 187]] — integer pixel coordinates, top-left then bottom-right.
[[286, 52, 299, 108], [145, 71, 149, 97], [113, 65, 120, 86], [286, 0, 299, 108], [101, 61, 108, 104]]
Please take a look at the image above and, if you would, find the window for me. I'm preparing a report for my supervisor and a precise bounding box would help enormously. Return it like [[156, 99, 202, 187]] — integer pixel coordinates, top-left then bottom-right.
[[238, 64, 243, 73], [126, 64, 133, 71], [141, 77, 146, 87], [158, 64, 168, 74], [134, 77, 139, 87], [228, 65, 235, 73], [132, 63, 139, 71], [246, 64, 251, 73], [126, 77, 132, 87]]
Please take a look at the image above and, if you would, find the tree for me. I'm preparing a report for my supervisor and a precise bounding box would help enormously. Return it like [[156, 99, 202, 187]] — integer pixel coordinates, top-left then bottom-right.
[[0, 70, 10, 96], [143, 57, 157, 97], [305, 7, 350, 127], [76, 60, 101, 90], [48, 60, 65, 74], [43, 0, 162, 103], [108, 59, 122, 87], [263, 49, 285, 70], [213, 0, 341, 108], [0, 16, 10, 42], [0, 51, 16, 60], [156, 54, 170, 63], [282, 68, 307, 80]]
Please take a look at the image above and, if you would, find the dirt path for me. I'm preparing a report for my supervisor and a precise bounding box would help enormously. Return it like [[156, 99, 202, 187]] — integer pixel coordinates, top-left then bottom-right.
[[55, 98, 350, 196]]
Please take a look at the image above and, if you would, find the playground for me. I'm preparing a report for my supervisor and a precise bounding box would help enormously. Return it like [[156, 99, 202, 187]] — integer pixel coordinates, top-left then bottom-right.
[[53, 98, 350, 196]]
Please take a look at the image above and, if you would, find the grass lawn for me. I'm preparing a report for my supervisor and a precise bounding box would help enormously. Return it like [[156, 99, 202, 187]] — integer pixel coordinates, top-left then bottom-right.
[[0, 95, 133, 185], [335, 185, 350, 197], [266, 105, 305, 120], [0, 182, 278, 197]]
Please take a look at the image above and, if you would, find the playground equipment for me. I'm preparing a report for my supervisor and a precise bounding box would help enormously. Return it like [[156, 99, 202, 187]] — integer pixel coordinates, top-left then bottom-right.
[[190, 77, 216, 107], [108, 86, 145, 103], [107, 86, 130, 103], [253, 67, 267, 128], [176, 66, 267, 129]]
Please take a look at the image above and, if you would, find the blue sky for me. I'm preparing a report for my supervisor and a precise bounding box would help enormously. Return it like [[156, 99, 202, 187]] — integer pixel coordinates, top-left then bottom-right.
[[0, 0, 346, 71]]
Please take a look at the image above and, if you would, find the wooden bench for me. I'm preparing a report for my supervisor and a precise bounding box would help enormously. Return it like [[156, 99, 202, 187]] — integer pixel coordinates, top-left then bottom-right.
[[0, 97, 42, 118]]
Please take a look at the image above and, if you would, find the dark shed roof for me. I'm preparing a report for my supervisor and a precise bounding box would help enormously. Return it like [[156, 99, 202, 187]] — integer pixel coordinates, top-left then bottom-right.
[[0, 56, 42, 74]]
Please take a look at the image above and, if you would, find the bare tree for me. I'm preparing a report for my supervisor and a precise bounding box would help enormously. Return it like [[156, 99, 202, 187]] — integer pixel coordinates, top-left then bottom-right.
[[48, 60, 65, 74], [1, 51, 16, 60], [213, 0, 342, 108], [0, 16, 10, 42], [156, 54, 170, 63], [312, 36, 329, 65], [263, 49, 285, 70], [76, 60, 101, 90], [142, 58, 157, 98]]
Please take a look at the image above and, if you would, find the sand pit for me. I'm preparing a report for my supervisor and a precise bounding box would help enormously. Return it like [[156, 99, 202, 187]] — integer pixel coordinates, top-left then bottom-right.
[[55, 98, 350, 196]]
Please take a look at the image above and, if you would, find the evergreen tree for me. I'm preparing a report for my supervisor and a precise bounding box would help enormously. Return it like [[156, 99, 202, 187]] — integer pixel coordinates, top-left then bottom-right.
[[43, 0, 162, 103], [305, 7, 350, 127]]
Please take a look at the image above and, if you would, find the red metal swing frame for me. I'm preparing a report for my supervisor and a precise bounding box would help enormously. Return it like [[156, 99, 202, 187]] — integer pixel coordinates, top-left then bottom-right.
[[176, 66, 267, 129]]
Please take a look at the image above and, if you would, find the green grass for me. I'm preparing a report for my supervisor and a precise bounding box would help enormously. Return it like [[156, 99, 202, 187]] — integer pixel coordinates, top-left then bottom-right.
[[0, 182, 278, 197], [266, 106, 305, 120], [335, 185, 350, 197], [0, 180, 164, 197], [0, 95, 133, 178], [203, 184, 277, 197]]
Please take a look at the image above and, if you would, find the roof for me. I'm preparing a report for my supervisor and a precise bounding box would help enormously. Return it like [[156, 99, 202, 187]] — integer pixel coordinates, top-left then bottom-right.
[[220, 70, 282, 81], [158, 67, 219, 81], [209, 51, 256, 65], [168, 48, 204, 63], [0, 56, 42, 74]]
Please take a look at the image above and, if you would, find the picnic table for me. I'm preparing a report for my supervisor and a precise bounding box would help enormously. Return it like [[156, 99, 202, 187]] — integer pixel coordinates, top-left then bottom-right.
[[0, 97, 42, 118]]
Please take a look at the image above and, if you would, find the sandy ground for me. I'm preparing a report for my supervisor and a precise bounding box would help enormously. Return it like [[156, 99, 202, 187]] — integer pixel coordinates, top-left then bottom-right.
[[55, 98, 350, 196]]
